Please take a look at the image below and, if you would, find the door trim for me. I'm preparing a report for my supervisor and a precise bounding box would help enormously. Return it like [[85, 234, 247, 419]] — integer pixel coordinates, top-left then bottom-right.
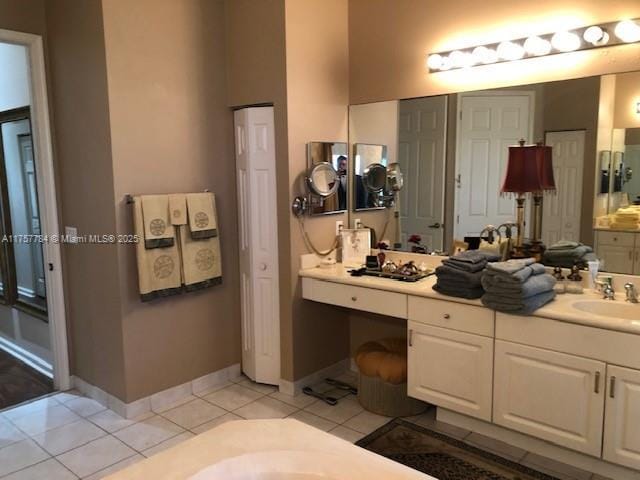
[[453, 90, 535, 239], [0, 29, 70, 390]]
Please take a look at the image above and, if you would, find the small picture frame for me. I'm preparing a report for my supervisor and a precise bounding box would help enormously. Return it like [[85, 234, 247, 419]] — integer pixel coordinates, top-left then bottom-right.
[[341, 228, 371, 267]]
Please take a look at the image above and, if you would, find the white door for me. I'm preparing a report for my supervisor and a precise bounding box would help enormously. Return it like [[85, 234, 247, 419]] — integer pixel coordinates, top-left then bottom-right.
[[603, 365, 640, 470], [398, 96, 447, 250], [456, 93, 533, 238], [234, 107, 280, 385], [493, 340, 605, 456], [408, 321, 493, 421], [542, 131, 585, 246]]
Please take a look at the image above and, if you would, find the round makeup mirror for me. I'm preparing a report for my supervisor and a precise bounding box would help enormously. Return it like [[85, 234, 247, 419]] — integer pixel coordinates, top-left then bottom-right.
[[363, 163, 387, 193], [386, 162, 404, 192], [306, 162, 339, 197]]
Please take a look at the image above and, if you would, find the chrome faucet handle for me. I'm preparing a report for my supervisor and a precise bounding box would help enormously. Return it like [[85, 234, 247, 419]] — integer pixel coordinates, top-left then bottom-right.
[[603, 285, 615, 300], [624, 283, 639, 303]]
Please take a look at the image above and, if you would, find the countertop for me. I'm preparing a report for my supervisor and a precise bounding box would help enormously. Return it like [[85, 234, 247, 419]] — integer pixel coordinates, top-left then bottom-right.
[[106, 419, 431, 480], [300, 265, 640, 335]]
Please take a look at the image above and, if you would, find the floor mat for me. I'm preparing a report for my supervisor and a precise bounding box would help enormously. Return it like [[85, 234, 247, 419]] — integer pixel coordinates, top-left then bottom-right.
[[356, 418, 560, 480], [0, 349, 53, 410]]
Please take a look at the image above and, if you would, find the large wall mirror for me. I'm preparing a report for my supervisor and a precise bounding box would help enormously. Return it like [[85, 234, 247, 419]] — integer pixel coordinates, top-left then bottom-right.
[[348, 70, 640, 274]]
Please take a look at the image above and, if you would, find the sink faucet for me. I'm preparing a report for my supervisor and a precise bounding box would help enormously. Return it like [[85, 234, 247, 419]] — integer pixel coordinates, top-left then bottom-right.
[[624, 283, 639, 303], [595, 276, 615, 300]]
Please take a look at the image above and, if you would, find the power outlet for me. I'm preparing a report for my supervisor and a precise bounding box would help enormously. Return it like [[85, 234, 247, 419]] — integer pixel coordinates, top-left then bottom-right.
[[353, 218, 363, 229], [335, 220, 344, 236]]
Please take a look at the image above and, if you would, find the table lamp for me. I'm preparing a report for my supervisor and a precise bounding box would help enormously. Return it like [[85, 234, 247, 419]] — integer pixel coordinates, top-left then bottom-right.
[[501, 140, 555, 259]]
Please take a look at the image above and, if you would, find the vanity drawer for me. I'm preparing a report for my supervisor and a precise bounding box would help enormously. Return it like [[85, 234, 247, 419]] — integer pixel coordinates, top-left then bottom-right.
[[302, 278, 407, 319], [597, 231, 636, 247], [408, 296, 494, 337]]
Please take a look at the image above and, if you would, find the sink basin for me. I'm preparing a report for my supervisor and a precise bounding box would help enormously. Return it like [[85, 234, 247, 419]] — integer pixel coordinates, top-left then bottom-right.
[[571, 300, 639, 320]]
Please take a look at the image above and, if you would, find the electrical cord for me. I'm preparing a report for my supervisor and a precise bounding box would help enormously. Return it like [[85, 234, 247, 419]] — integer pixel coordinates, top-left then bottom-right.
[[297, 216, 339, 257]]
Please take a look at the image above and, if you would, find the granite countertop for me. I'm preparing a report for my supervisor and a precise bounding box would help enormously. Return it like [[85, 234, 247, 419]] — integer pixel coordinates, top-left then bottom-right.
[[300, 264, 640, 335]]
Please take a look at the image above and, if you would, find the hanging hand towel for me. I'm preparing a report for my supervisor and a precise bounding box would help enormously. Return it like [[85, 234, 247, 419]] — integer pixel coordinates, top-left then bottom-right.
[[186, 192, 218, 239], [133, 198, 182, 301], [140, 195, 174, 249], [179, 223, 222, 291], [168, 194, 187, 226]]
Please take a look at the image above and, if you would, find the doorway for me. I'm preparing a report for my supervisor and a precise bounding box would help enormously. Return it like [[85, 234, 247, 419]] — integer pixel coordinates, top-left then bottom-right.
[[455, 92, 534, 238], [0, 31, 69, 408]]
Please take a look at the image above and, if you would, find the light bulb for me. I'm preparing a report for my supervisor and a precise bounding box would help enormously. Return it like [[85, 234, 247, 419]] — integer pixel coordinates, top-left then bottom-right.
[[427, 54, 443, 70], [583, 26, 609, 45], [524, 36, 551, 56], [471, 46, 498, 64], [615, 20, 640, 43], [497, 41, 525, 61], [439, 56, 452, 71], [551, 31, 581, 52], [448, 50, 466, 68]]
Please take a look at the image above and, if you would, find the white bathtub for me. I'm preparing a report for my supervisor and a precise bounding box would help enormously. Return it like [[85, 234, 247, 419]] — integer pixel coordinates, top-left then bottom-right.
[[107, 419, 433, 480]]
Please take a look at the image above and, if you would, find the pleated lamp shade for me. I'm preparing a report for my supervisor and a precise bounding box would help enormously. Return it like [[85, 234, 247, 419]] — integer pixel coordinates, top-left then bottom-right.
[[501, 142, 555, 194]]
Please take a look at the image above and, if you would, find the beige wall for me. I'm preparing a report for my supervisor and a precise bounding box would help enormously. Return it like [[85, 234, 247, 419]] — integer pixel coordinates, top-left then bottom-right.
[[284, 0, 351, 380], [45, 0, 128, 399], [101, 0, 241, 402], [614, 71, 640, 129], [349, 0, 640, 104]]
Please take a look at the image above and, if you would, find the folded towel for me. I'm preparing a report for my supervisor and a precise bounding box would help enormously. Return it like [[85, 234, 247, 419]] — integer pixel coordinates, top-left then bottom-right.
[[482, 272, 556, 298], [168, 194, 187, 226], [140, 195, 175, 248], [179, 223, 222, 290], [133, 198, 182, 301], [482, 290, 556, 315], [436, 265, 484, 287], [543, 246, 593, 264], [186, 192, 218, 239], [484, 260, 544, 285], [443, 258, 487, 273], [436, 277, 482, 290], [486, 257, 535, 274], [442, 250, 500, 272], [610, 222, 640, 230], [547, 240, 581, 251], [433, 283, 484, 299]]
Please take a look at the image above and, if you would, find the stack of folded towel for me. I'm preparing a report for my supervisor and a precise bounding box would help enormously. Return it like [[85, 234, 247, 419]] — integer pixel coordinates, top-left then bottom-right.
[[432, 250, 501, 299], [542, 240, 596, 268], [481, 258, 556, 315], [610, 206, 640, 230]]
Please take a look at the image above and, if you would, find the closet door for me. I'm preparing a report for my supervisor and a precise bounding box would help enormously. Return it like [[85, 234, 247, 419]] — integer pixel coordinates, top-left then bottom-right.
[[234, 107, 280, 385]]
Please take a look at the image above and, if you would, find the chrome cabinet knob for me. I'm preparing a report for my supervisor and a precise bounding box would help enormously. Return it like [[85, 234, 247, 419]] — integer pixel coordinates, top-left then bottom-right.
[[444, 314, 450, 319], [351, 296, 357, 302]]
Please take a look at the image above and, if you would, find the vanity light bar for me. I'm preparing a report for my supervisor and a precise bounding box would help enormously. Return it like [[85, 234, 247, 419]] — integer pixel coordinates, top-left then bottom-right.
[[427, 18, 640, 72]]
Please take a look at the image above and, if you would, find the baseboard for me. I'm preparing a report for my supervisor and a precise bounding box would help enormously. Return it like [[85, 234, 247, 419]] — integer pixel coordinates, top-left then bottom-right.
[[437, 408, 639, 480], [279, 358, 350, 396], [72, 363, 241, 419], [0, 335, 52, 378]]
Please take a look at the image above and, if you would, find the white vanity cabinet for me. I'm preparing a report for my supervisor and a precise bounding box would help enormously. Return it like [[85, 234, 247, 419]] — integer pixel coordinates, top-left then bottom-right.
[[407, 297, 494, 421], [594, 230, 639, 274], [603, 365, 640, 470], [493, 340, 605, 456]]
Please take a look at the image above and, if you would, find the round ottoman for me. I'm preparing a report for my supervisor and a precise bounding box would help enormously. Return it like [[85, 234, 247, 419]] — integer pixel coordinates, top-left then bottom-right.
[[355, 338, 427, 417]]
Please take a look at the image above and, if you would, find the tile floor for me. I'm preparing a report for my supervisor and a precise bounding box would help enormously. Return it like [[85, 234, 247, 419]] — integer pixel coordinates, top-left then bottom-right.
[[0, 371, 609, 480]]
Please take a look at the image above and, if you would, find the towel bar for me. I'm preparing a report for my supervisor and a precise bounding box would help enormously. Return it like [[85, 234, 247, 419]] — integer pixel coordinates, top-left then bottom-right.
[[124, 190, 210, 204]]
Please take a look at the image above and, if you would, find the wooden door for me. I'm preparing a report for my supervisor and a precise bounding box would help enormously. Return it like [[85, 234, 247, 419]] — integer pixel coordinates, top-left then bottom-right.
[[493, 340, 605, 456]]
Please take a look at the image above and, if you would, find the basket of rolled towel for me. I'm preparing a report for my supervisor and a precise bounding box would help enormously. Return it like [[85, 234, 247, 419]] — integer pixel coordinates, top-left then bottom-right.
[[481, 258, 556, 315], [542, 240, 597, 268], [432, 250, 501, 299]]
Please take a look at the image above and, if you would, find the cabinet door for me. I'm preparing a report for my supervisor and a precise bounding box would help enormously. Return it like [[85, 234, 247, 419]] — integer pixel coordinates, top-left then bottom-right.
[[634, 248, 640, 275], [603, 365, 640, 470], [597, 245, 634, 274], [493, 341, 605, 456], [408, 321, 493, 421]]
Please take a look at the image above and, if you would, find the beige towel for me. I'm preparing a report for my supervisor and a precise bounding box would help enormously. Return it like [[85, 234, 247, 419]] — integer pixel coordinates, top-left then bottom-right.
[[186, 192, 218, 239], [179, 223, 222, 290], [168, 194, 187, 225], [133, 198, 182, 301], [140, 195, 174, 248]]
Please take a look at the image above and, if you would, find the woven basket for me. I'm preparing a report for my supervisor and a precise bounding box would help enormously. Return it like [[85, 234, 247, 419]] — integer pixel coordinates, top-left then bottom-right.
[[358, 373, 427, 417]]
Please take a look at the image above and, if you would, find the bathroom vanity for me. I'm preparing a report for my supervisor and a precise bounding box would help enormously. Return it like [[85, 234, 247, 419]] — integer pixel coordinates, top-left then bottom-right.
[[595, 228, 640, 274], [301, 264, 640, 477]]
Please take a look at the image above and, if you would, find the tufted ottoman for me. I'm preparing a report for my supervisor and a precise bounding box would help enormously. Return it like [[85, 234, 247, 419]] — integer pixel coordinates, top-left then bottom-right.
[[355, 338, 427, 417]]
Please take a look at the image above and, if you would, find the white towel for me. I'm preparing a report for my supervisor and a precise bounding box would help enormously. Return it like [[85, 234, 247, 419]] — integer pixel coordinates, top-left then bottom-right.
[[140, 195, 175, 248], [133, 198, 182, 301], [179, 223, 222, 290], [186, 192, 218, 239]]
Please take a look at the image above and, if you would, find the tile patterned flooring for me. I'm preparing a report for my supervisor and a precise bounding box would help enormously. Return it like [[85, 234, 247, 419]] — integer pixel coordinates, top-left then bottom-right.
[[0, 371, 607, 480]]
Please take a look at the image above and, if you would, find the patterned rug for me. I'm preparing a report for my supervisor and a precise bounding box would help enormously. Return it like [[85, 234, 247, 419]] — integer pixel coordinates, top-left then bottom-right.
[[356, 418, 560, 480], [0, 349, 53, 410]]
